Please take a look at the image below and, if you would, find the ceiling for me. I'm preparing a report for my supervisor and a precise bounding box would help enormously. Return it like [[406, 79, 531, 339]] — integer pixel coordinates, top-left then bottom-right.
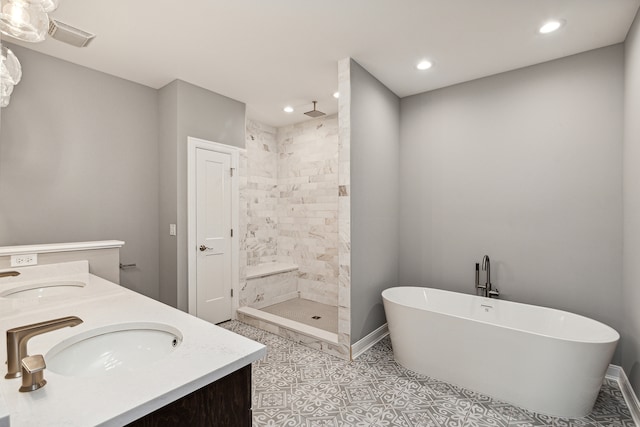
[[5, 0, 640, 127]]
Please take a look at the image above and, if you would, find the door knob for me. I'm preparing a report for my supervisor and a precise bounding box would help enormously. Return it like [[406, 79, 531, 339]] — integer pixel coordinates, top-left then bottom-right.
[[199, 245, 209, 252]]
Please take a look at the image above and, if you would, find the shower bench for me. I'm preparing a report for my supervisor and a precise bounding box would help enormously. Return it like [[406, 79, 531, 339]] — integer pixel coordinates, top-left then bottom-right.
[[243, 262, 299, 309], [237, 261, 342, 358]]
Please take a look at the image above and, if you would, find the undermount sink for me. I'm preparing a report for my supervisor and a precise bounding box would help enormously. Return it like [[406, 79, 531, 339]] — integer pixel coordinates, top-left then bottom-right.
[[0, 281, 86, 299], [46, 323, 182, 377]]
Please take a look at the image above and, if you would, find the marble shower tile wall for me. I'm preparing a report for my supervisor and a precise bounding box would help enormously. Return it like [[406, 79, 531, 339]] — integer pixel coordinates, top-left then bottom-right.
[[239, 149, 248, 303], [276, 115, 340, 307], [337, 57, 352, 358], [239, 119, 280, 308], [244, 119, 279, 266]]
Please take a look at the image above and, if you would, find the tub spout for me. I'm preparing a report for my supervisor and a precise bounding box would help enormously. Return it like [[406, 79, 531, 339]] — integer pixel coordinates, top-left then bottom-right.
[[482, 255, 491, 298], [482, 255, 499, 298]]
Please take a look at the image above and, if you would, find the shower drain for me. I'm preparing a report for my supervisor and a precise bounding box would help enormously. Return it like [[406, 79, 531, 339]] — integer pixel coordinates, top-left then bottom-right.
[[311, 316, 321, 320]]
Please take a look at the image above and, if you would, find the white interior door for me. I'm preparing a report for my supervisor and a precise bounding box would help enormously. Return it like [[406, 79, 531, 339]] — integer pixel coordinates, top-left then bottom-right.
[[195, 148, 232, 324]]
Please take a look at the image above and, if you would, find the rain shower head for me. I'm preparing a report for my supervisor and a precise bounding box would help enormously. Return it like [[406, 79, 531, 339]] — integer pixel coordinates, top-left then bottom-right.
[[304, 101, 326, 118]]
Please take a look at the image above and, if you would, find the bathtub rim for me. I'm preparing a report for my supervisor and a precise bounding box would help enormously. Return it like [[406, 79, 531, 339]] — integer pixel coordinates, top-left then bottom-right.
[[382, 286, 620, 345]]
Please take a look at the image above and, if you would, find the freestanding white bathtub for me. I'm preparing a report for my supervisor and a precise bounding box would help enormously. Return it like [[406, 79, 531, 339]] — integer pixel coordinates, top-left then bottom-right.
[[382, 286, 619, 418]]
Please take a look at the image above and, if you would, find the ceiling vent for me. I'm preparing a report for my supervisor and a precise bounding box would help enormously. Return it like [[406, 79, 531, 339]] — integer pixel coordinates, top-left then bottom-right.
[[48, 19, 95, 47]]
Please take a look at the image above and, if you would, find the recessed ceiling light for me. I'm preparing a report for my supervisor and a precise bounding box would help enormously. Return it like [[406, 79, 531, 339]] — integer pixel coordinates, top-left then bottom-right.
[[333, 92, 340, 99], [539, 20, 563, 34], [416, 60, 433, 71], [283, 106, 294, 113]]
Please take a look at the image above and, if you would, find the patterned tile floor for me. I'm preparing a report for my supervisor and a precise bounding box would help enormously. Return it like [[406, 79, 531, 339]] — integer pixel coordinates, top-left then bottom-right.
[[220, 321, 636, 427]]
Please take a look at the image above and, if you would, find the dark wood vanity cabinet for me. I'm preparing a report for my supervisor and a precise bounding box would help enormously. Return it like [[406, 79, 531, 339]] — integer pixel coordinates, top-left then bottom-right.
[[126, 364, 252, 427]]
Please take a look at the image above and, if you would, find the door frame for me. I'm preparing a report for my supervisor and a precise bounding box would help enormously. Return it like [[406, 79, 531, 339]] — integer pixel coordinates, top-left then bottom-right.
[[187, 136, 240, 320]]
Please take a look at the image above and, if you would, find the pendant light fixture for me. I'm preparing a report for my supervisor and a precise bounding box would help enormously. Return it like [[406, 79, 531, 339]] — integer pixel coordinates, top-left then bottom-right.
[[40, 0, 57, 13], [1, 44, 21, 85], [0, 82, 13, 107], [1, 44, 22, 108], [0, 0, 61, 107], [0, 0, 50, 42]]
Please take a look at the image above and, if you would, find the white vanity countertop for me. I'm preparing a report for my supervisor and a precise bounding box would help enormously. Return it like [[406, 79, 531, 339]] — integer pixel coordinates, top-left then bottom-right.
[[0, 269, 266, 426], [0, 393, 8, 427], [0, 261, 122, 318]]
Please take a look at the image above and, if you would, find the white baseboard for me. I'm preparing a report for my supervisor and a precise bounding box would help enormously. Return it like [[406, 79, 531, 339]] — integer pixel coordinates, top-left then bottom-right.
[[351, 323, 389, 360], [606, 364, 640, 425]]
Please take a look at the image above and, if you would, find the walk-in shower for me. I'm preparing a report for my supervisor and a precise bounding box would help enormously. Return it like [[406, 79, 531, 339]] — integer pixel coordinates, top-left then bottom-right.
[[237, 114, 342, 358]]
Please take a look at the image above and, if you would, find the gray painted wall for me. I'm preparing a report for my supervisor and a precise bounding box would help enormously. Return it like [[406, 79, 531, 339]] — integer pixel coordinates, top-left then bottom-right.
[[0, 44, 160, 299], [399, 45, 624, 362], [0, 50, 245, 311], [623, 10, 640, 394], [158, 81, 179, 307], [350, 60, 400, 343], [174, 80, 246, 311]]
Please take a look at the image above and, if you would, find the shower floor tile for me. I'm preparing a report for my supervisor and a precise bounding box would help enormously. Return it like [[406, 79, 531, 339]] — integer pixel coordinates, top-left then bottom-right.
[[260, 297, 338, 333], [220, 320, 637, 427]]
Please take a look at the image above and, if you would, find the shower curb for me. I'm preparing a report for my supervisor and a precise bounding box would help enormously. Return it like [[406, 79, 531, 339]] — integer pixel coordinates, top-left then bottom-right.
[[236, 306, 338, 343], [606, 364, 640, 425]]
